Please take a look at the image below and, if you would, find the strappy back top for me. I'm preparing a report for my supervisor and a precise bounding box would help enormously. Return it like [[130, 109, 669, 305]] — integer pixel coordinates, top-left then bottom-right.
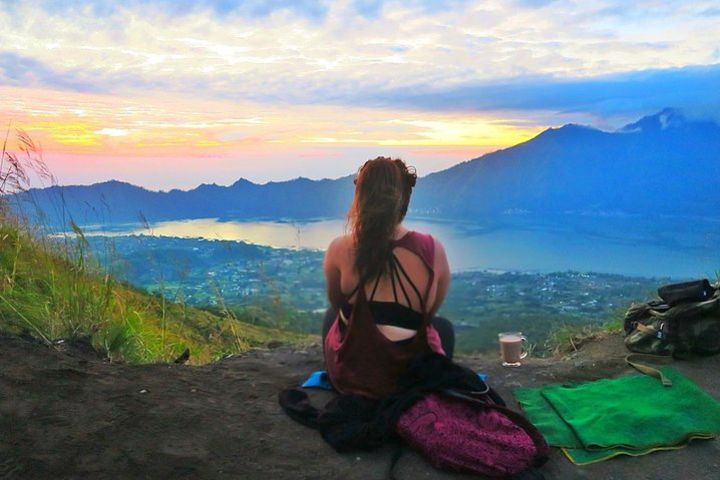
[[324, 231, 445, 398], [340, 249, 426, 332]]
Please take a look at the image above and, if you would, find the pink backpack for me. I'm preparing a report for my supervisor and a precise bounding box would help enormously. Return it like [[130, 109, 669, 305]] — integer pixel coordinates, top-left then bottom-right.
[[396, 391, 549, 477]]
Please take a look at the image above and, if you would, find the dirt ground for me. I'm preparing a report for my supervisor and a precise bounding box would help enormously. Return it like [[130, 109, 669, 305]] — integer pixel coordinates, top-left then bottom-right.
[[1, 331, 719, 480]]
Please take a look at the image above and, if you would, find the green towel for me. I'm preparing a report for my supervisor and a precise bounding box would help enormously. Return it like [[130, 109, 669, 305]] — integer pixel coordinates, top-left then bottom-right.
[[515, 368, 720, 465]]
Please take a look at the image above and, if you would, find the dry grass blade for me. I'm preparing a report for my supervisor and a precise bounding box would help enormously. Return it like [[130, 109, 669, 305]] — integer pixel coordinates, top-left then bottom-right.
[[70, 219, 89, 247], [0, 121, 10, 180], [137, 210, 152, 233], [0, 127, 52, 197], [17, 129, 51, 180], [0, 293, 51, 345]]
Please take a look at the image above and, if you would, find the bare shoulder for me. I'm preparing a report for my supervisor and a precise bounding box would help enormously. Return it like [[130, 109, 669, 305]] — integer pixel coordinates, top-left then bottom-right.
[[431, 235, 447, 257], [326, 234, 354, 262], [432, 236, 450, 272], [327, 233, 353, 251]]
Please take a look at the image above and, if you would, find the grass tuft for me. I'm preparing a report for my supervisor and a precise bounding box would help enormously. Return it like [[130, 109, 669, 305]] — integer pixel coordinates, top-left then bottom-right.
[[544, 317, 624, 356]]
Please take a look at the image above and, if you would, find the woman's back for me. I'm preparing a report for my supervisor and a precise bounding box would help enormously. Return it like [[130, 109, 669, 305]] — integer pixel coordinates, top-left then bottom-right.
[[325, 227, 449, 342], [322, 156, 452, 398], [324, 229, 449, 398]]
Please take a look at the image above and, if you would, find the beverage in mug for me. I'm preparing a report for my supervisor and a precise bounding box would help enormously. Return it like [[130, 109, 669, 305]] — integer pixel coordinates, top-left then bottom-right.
[[498, 332, 528, 367]]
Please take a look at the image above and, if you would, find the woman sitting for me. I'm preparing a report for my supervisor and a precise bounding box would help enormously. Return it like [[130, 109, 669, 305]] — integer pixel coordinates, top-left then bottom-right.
[[322, 156, 454, 399]]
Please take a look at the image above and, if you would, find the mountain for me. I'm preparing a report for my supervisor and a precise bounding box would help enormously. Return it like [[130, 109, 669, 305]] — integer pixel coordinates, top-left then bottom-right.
[[414, 108, 720, 219], [13, 109, 720, 227], [15, 176, 355, 226]]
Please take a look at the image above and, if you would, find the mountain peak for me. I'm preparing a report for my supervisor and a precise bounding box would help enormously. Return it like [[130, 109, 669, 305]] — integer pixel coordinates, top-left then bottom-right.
[[554, 123, 596, 134], [84, 180, 149, 192], [95, 179, 135, 187], [533, 123, 602, 142], [620, 108, 686, 133], [231, 178, 254, 188]]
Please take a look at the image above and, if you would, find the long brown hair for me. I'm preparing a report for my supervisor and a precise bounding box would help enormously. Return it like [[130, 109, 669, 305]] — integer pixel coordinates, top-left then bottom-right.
[[348, 156, 417, 283]]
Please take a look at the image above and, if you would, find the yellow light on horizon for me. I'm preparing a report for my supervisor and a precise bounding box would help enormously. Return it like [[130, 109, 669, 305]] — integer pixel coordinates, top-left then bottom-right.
[[1, 84, 548, 173], [29, 121, 102, 147], [378, 119, 544, 147]]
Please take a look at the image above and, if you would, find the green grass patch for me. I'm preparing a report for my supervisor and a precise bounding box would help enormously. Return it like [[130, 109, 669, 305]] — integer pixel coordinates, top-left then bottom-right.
[[543, 317, 624, 356], [0, 220, 312, 364]]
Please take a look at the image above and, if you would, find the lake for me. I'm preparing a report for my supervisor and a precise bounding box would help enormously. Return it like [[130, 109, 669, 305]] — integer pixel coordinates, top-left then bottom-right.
[[79, 216, 720, 279]]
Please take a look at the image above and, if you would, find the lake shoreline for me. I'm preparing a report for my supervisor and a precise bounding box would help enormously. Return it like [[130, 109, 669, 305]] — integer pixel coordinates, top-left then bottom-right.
[[59, 215, 718, 279]]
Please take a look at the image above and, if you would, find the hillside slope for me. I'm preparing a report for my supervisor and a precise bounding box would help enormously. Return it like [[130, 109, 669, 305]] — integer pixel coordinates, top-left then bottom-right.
[[1, 332, 718, 479], [0, 221, 309, 363]]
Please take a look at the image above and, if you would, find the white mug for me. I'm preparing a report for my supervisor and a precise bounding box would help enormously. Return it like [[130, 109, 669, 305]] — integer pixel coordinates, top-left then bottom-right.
[[498, 332, 528, 367]]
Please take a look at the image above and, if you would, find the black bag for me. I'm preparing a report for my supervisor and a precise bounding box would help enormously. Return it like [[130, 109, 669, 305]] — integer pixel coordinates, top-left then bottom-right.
[[624, 280, 720, 357], [658, 279, 716, 306]]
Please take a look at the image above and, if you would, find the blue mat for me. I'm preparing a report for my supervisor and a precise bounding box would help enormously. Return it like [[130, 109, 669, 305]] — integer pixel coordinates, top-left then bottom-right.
[[301, 370, 488, 391], [302, 371, 334, 390]]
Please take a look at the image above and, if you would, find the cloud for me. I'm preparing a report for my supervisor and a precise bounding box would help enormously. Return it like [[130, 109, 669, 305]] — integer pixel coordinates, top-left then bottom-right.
[[26, 0, 329, 20], [95, 128, 129, 137], [700, 7, 720, 16], [365, 64, 720, 119], [353, 0, 384, 18], [1, 0, 718, 126], [0, 52, 101, 92], [514, 0, 559, 7]]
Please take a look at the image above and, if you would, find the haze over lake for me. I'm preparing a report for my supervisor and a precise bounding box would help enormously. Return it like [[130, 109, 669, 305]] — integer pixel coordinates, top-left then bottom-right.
[[80, 216, 720, 279]]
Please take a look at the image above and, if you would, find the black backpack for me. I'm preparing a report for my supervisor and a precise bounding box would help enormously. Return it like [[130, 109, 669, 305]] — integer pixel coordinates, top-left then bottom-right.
[[624, 280, 720, 357]]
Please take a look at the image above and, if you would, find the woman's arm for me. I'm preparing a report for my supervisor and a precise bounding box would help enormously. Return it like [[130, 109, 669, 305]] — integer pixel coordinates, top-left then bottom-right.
[[323, 236, 345, 310], [429, 239, 450, 318]]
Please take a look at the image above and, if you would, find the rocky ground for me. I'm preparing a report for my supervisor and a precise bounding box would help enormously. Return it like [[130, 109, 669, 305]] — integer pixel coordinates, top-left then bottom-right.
[[1, 332, 719, 479]]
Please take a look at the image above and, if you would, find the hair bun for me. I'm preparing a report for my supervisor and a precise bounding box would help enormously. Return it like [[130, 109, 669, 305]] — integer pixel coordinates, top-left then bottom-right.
[[406, 167, 417, 188]]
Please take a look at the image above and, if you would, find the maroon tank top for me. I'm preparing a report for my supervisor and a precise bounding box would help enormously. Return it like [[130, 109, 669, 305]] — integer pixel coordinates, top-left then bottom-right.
[[323, 231, 439, 399]]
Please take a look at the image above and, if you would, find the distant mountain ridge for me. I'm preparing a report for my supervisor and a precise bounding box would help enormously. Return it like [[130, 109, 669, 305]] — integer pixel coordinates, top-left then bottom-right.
[[414, 108, 720, 219], [16, 175, 355, 226], [14, 109, 720, 226]]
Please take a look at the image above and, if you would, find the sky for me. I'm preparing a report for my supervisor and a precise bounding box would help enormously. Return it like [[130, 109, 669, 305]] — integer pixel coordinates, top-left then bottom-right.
[[1, 0, 719, 190]]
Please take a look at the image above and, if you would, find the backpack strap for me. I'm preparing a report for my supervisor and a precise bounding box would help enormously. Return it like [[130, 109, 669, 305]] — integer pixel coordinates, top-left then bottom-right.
[[278, 388, 321, 429], [625, 354, 674, 387]]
